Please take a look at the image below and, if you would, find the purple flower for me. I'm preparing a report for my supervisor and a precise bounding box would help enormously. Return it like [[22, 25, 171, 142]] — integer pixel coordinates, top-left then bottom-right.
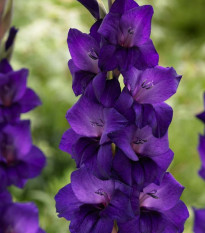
[[0, 59, 41, 123], [0, 120, 46, 190], [55, 167, 134, 233], [196, 92, 205, 124], [114, 66, 181, 137], [60, 87, 127, 178], [197, 135, 205, 180], [193, 208, 205, 233], [118, 173, 189, 233], [109, 125, 173, 188], [98, 0, 159, 71], [68, 21, 102, 96], [123, 66, 181, 105], [0, 202, 45, 233]]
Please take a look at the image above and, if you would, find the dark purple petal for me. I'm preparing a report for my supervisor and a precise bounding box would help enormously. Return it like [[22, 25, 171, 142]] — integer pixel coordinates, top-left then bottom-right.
[[19, 88, 42, 113], [115, 87, 135, 122], [102, 108, 128, 144], [18, 145, 46, 179], [0, 104, 21, 123], [0, 190, 12, 207], [0, 59, 12, 74], [71, 168, 115, 204], [0, 69, 28, 106], [1, 120, 32, 157], [5, 27, 18, 51], [196, 92, 205, 123], [92, 72, 107, 102], [72, 137, 99, 168], [1, 202, 41, 233], [102, 189, 134, 222], [162, 201, 189, 233], [134, 39, 159, 70], [90, 20, 102, 44], [110, 125, 169, 161], [69, 59, 95, 96], [119, 5, 153, 47], [198, 135, 205, 180], [131, 126, 169, 156], [37, 229, 46, 233], [134, 102, 173, 138], [91, 218, 113, 233], [77, 0, 100, 19], [6, 165, 27, 188], [98, 13, 120, 44], [109, 126, 138, 161], [142, 173, 184, 211], [0, 168, 7, 191], [68, 29, 99, 74], [196, 111, 205, 124], [112, 150, 133, 185], [67, 96, 104, 138], [193, 208, 205, 233], [59, 128, 81, 154], [98, 44, 118, 71], [9, 69, 28, 102], [150, 103, 173, 137], [110, 0, 138, 14], [123, 66, 181, 104], [55, 184, 82, 220], [93, 74, 121, 108], [96, 143, 113, 178], [118, 217, 140, 233], [70, 208, 113, 233]]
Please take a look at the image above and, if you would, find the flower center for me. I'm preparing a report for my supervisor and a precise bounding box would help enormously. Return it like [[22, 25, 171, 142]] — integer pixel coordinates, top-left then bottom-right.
[[95, 188, 110, 207], [0, 134, 16, 165], [88, 48, 98, 60], [0, 84, 15, 107], [90, 119, 104, 128], [139, 189, 158, 207], [119, 27, 135, 48], [141, 80, 154, 90], [133, 137, 147, 145]]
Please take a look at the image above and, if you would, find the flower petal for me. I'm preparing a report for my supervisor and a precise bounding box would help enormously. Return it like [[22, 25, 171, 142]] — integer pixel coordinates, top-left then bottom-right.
[[124, 66, 181, 104], [120, 5, 153, 47], [198, 135, 205, 180], [71, 167, 115, 204], [77, 0, 100, 19], [59, 128, 81, 154], [55, 184, 81, 220], [69, 59, 95, 96], [193, 208, 205, 233], [67, 96, 104, 138], [19, 88, 42, 113], [68, 29, 99, 74], [142, 173, 184, 211]]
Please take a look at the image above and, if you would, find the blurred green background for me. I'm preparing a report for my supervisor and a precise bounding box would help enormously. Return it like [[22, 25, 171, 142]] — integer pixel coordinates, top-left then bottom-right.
[[8, 0, 205, 232]]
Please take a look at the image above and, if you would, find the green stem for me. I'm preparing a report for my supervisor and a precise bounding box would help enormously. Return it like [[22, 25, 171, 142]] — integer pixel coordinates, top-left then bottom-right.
[[97, 0, 107, 18]]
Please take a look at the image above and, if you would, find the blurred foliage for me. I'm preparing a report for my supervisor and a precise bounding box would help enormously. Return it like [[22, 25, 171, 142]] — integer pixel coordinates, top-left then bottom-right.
[[8, 0, 205, 232]]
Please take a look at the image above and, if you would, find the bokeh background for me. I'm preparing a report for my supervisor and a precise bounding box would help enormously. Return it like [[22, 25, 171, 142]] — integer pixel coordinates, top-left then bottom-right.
[[9, 0, 205, 232]]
